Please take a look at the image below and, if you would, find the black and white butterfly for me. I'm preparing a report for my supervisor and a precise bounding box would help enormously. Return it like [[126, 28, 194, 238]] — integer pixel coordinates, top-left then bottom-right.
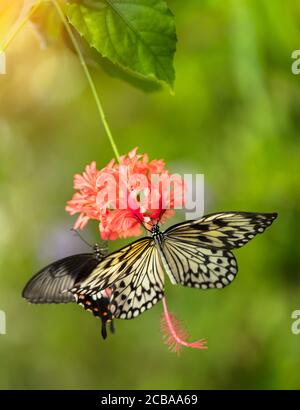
[[22, 243, 116, 339], [71, 212, 277, 320]]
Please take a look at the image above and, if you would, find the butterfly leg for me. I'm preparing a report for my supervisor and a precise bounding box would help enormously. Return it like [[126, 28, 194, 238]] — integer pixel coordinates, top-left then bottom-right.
[[109, 320, 115, 334]]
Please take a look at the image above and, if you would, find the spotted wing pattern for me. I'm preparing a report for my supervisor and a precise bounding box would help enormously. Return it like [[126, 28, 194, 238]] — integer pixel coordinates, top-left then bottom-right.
[[162, 237, 238, 289], [165, 212, 277, 249], [74, 238, 152, 291], [72, 238, 165, 319]]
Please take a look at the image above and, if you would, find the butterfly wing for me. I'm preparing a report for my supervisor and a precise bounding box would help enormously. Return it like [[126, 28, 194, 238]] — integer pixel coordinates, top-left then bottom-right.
[[23, 252, 117, 339], [22, 254, 100, 304], [72, 238, 165, 319], [165, 212, 277, 249], [74, 238, 154, 292], [75, 289, 116, 339], [162, 237, 238, 289], [110, 247, 165, 319]]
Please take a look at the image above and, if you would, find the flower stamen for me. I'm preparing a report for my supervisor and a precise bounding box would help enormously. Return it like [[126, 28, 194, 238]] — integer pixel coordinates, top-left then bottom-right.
[[161, 297, 208, 354]]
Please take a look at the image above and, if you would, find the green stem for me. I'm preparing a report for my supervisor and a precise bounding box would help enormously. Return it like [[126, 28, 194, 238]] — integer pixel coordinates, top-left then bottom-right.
[[52, 0, 120, 162], [0, 1, 42, 53]]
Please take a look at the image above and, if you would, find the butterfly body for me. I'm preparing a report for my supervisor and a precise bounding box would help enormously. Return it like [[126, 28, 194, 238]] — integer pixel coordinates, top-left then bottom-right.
[[151, 224, 177, 285]]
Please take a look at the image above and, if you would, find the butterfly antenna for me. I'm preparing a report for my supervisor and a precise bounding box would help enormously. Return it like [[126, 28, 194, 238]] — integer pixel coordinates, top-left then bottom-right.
[[71, 228, 93, 248], [157, 208, 165, 225]]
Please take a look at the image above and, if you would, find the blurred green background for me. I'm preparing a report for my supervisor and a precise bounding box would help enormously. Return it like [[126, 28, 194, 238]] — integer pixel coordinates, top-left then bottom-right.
[[1, 0, 300, 389]]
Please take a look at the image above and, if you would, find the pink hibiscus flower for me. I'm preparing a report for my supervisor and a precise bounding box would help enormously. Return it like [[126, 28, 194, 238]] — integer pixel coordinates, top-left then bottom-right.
[[66, 148, 185, 240]]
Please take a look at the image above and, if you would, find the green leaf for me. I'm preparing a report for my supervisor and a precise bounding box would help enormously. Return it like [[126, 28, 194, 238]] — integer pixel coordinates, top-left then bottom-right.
[[63, 27, 162, 92], [66, 0, 177, 90]]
